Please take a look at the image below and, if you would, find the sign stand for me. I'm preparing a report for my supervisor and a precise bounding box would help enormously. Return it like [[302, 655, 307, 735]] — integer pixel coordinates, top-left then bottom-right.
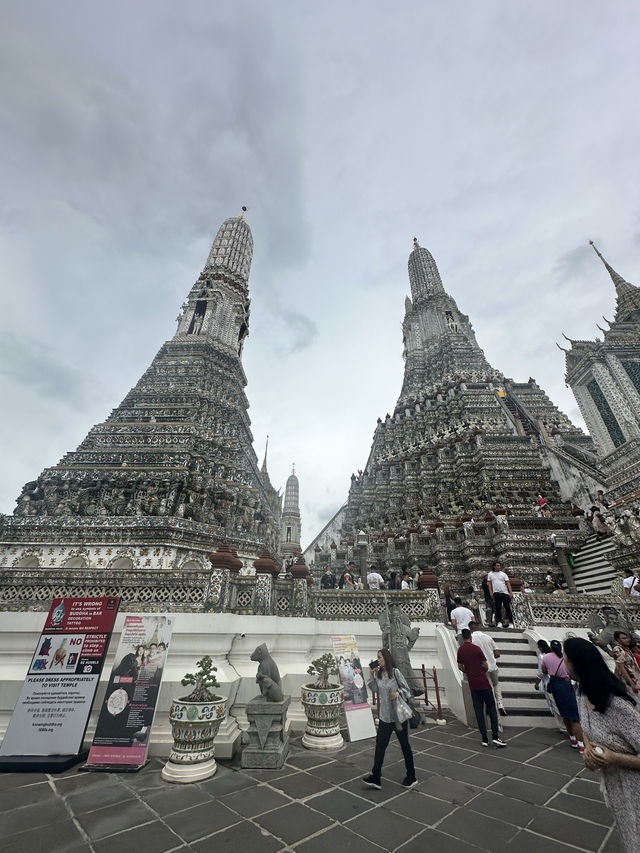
[[331, 635, 377, 742], [0, 597, 120, 773], [0, 750, 89, 774], [82, 614, 173, 772]]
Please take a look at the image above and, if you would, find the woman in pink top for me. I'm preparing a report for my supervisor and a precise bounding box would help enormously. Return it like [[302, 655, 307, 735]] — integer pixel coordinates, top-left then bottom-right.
[[542, 639, 584, 751]]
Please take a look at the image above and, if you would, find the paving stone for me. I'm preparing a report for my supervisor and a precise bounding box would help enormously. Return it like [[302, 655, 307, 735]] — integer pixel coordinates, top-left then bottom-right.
[[4, 818, 91, 853], [191, 819, 282, 853], [345, 802, 424, 850], [510, 762, 571, 789], [3, 799, 69, 839], [413, 754, 499, 788], [286, 751, 335, 770], [143, 782, 212, 815], [220, 784, 291, 817], [119, 768, 167, 793], [565, 778, 604, 801], [527, 808, 609, 850], [467, 790, 538, 828], [396, 827, 486, 853], [305, 788, 374, 822], [547, 792, 613, 826], [339, 775, 404, 803], [490, 776, 555, 805], [253, 801, 334, 845], [426, 743, 477, 762], [243, 765, 300, 782], [437, 808, 519, 847], [0, 780, 57, 812], [268, 770, 334, 800], [92, 821, 184, 853], [198, 767, 259, 796], [0, 772, 49, 792], [66, 780, 131, 815], [464, 751, 523, 776], [601, 829, 626, 853], [528, 749, 584, 774], [75, 799, 158, 840], [504, 829, 585, 853], [385, 790, 456, 825], [307, 760, 363, 785], [163, 799, 241, 842], [55, 771, 120, 795], [294, 824, 386, 853], [418, 775, 483, 805]]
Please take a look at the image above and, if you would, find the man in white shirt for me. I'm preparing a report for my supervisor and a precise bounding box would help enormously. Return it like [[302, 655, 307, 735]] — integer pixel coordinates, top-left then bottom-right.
[[487, 561, 513, 628], [470, 620, 506, 716], [450, 597, 474, 646], [367, 566, 384, 590], [401, 571, 413, 590], [623, 569, 640, 598]]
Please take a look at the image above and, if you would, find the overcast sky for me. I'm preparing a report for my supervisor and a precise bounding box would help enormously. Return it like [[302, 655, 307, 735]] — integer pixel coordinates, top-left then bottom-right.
[[1, 1, 639, 547]]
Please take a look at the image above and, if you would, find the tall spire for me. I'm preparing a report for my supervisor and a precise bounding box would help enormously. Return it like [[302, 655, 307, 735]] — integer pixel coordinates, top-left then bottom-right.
[[589, 240, 640, 324], [261, 435, 269, 474], [408, 237, 445, 301]]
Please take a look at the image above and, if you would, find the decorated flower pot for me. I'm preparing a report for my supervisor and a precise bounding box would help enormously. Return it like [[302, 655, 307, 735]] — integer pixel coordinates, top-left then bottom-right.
[[161, 695, 227, 783], [300, 684, 344, 750]]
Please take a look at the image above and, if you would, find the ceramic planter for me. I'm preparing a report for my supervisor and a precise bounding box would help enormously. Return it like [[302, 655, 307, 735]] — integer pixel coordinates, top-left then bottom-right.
[[300, 683, 344, 750], [161, 695, 227, 783]]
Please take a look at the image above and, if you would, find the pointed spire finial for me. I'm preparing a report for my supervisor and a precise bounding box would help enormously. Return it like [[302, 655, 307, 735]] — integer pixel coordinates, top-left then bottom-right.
[[240, 205, 248, 220], [261, 435, 269, 473], [413, 237, 420, 250], [292, 463, 295, 475], [589, 239, 628, 289]]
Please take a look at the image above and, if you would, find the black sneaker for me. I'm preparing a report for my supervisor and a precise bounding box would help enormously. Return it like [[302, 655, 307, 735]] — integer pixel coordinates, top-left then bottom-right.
[[481, 740, 489, 747], [363, 774, 382, 789], [493, 738, 507, 748], [402, 777, 418, 788]]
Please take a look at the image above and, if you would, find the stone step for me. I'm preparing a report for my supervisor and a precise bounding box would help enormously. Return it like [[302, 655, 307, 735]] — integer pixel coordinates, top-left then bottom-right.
[[498, 665, 539, 678]]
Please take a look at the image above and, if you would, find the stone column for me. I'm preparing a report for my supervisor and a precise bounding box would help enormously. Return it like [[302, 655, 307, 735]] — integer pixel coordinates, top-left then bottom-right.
[[253, 550, 280, 616]]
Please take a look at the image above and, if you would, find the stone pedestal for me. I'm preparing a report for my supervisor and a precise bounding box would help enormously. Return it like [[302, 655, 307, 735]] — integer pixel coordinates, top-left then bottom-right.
[[241, 695, 290, 769]]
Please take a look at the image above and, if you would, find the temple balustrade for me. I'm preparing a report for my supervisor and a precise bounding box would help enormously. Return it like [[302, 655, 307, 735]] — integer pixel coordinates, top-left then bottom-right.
[[1, 567, 638, 631]]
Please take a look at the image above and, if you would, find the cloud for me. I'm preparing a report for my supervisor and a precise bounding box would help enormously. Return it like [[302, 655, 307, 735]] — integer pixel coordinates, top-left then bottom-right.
[[553, 243, 597, 282], [0, 332, 95, 407]]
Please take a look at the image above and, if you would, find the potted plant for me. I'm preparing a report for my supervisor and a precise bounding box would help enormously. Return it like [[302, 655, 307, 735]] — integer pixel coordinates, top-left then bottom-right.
[[301, 653, 344, 750], [161, 656, 227, 783]]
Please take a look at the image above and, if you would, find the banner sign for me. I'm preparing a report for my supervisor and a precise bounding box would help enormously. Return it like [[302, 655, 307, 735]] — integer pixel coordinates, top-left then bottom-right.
[[0, 597, 119, 758], [331, 635, 376, 742], [86, 614, 173, 769]]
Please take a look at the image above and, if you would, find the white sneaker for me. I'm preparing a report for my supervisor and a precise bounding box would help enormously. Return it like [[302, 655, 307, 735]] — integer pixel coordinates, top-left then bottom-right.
[[496, 622, 503, 628]]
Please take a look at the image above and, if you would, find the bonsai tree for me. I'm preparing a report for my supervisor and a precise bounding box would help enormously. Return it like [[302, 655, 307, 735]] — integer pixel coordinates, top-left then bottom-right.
[[307, 653, 339, 689], [180, 656, 221, 702]]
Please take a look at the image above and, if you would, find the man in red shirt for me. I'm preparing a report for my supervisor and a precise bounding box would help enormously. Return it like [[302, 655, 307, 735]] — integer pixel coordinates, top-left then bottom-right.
[[457, 629, 507, 748]]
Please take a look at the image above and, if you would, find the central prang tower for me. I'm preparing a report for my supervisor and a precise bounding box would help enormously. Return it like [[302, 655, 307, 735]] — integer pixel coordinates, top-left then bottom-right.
[[339, 238, 604, 586], [0, 212, 281, 575]]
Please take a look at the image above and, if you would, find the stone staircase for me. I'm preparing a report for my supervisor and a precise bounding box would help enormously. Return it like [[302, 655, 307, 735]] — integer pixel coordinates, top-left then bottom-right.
[[487, 628, 558, 728], [569, 533, 617, 595]]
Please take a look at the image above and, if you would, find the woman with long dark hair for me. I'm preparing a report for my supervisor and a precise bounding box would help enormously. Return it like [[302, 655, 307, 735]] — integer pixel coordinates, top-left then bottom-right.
[[535, 639, 563, 730], [541, 639, 584, 750], [564, 637, 640, 853], [363, 649, 416, 790]]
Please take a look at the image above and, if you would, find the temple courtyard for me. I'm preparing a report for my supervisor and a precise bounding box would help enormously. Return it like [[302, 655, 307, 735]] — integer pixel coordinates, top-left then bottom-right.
[[2, 714, 624, 853]]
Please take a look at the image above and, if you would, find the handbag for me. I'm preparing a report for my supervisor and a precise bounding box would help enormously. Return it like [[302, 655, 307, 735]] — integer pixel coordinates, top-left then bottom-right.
[[395, 694, 413, 723]]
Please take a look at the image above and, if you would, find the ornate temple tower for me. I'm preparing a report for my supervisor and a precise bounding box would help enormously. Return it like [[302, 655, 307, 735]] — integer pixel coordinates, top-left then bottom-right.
[[563, 243, 640, 505], [337, 238, 600, 585], [0, 212, 281, 573], [280, 466, 302, 563]]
